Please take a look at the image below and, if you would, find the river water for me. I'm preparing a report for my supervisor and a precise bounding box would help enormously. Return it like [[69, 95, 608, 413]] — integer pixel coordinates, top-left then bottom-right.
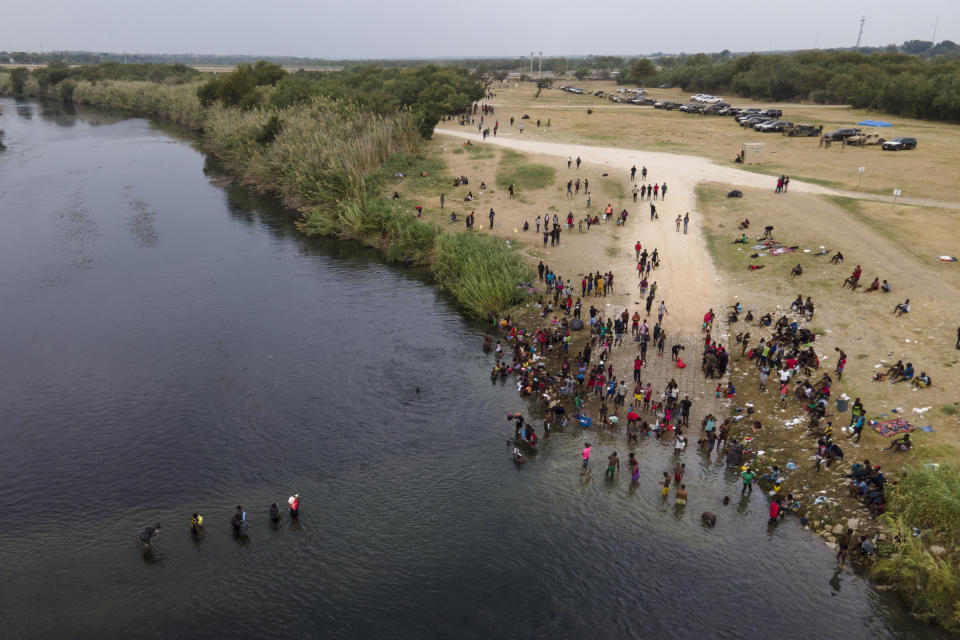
[[0, 98, 940, 639]]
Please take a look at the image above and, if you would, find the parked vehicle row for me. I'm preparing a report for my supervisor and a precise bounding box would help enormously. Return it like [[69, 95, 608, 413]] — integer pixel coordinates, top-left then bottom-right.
[[691, 94, 723, 103]]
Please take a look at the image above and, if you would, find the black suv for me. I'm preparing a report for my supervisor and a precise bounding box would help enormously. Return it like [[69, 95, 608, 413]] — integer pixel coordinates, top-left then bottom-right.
[[825, 128, 861, 141], [881, 137, 918, 151]]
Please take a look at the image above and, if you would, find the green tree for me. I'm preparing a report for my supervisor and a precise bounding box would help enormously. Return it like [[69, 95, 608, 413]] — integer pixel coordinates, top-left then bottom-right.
[[573, 66, 590, 80], [619, 58, 657, 86], [902, 40, 934, 55], [10, 67, 29, 95], [197, 61, 286, 109], [535, 77, 553, 98]]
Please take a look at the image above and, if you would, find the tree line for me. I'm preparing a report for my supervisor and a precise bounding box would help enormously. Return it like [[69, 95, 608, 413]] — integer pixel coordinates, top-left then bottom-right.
[[618, 45, 960, 122], [4, 60, 483, 139], [198, 63, 483, 138]]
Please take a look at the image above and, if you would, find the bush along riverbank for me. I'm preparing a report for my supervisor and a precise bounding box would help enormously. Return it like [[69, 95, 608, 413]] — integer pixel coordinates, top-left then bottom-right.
[[873, 464, 960, 633], [0, 65, 531, 317]]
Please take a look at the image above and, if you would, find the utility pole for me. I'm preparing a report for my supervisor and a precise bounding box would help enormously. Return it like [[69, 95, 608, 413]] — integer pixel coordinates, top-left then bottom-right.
[[538, 51, 542, 78], [932, 19, 938, 45], [855, 16, 866, 50], [529, 51, 534, 75]]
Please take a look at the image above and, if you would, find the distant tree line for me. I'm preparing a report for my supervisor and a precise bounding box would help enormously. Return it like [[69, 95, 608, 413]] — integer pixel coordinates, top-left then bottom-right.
[[3, 59, 482, 139], [618, 43, 960, 121], [5, 61, 199, 102]]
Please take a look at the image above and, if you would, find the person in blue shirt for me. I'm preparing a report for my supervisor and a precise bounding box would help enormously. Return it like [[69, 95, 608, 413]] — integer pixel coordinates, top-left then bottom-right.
[[895, 362, 915, 382]]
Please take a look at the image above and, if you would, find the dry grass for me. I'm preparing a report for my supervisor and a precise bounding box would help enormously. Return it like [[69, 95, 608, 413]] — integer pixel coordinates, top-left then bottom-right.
[[695, 182, 960, 461], [475, 80, 960, 203]]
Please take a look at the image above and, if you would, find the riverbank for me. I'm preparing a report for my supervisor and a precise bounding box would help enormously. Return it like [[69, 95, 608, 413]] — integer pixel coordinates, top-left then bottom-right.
[[422, 119, 960, 632], [0, 72, 533, 318]]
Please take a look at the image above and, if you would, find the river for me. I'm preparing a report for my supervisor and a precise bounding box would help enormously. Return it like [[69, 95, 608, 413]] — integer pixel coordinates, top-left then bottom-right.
[[0, 97, 940, 639]]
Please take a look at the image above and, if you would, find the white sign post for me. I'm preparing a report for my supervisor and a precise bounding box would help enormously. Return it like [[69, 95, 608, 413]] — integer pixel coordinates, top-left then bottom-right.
[[893, 188, 902, 207], [857, 166, 866, 188]]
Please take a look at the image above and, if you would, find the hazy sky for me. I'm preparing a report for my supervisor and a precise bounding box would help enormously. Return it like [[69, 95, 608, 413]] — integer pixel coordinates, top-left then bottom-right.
[[6, 0, 956, 59]]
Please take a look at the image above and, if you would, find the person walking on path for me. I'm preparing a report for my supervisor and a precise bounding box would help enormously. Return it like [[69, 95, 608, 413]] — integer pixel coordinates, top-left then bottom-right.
[[568, 156, 572, 169], [661, 183, 667, 200], [641, 166, 647, 182], [440, 193, 445, 209], [633, 184, 639, 202], [576, 156, 582, 169], [631, 165, 637, 181], [683, 212, 689, 234]]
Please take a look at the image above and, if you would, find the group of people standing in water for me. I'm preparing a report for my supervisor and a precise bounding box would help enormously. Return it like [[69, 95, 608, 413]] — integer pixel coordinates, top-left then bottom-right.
[[138, 494, 301, 550]]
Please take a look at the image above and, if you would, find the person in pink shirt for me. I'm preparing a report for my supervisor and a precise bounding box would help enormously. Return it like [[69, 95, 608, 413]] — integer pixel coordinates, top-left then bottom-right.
[[581, 442, 592, 473]]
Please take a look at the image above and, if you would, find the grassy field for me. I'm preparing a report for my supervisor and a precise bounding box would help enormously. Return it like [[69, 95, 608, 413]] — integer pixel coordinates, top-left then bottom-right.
[[481, 80, 960, 203], [694, 182, 960, 461], [495, 149, 556, 195]]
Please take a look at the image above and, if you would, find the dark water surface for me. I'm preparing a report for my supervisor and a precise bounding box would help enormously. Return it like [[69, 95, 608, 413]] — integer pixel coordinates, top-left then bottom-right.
[[0, 98, 940, 639]]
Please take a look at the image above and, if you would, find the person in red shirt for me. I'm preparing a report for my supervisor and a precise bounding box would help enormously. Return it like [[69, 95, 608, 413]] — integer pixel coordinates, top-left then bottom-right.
[[769, 499, 780, 522], [635, 241, 642, 259]]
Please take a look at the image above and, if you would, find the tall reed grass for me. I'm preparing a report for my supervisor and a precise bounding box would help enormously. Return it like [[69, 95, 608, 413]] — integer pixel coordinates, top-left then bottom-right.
[[873, 464, 960, 633], [71, 80, 207, 130]]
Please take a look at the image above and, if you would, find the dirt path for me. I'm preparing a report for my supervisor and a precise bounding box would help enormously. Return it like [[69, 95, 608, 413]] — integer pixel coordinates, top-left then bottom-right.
[[438, 127, 829, 334], [437, 128, 743, 427]]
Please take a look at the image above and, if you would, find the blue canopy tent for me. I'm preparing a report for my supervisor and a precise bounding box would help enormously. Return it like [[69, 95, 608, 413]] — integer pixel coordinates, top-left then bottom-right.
[[856, 119, 893, 128]]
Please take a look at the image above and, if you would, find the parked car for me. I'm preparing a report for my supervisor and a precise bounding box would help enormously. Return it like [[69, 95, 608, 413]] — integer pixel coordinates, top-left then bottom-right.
[[658, 83, 674, 89], [736, 112, 765, 123], [741, 116, 772, 128], [702, 103, 729, 115], [881, 137, 918, 151], [762, 109, 783, 118], [787, 124, 823, 137], [846, 133, 885, 146], [825, 128, 862, 141], [757, 121, 794, 133]]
